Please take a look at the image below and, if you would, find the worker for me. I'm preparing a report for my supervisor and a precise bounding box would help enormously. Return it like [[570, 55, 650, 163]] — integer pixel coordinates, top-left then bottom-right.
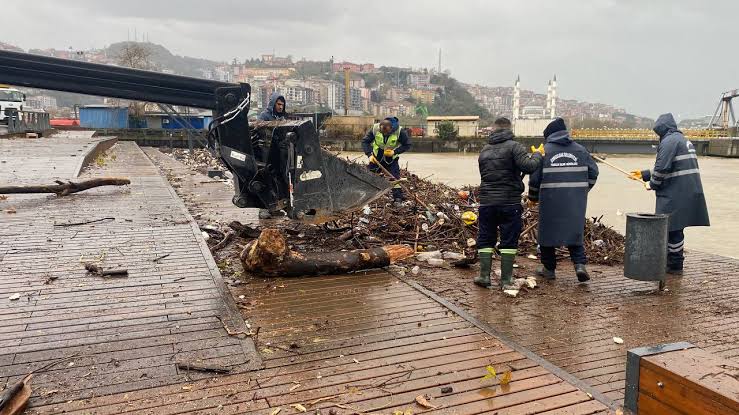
[[254, 92, 287, 219], [629, 113, 710, 275], [362, 116, 412, 206], [528, 117, 599, 283], [258, 92, 287, 121], [474, 117, 543, 288]]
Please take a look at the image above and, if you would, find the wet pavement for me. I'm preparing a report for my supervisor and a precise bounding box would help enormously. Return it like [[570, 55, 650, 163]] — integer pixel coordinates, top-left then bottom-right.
[[1, 135, 258, 411], [407, 254, 739, 405]]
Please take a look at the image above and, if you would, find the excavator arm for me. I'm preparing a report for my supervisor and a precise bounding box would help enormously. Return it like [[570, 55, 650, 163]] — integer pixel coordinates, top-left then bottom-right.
[[0, 50, 391, 221]]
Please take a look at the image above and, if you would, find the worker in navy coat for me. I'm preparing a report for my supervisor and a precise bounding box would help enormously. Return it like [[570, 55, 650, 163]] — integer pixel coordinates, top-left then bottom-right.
[[528, 118, 599, 282], [630, 113, 710, 274]]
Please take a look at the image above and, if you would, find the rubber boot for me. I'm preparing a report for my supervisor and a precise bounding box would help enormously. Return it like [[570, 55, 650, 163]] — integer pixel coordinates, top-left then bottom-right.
[[474, 249, 493, 288], [499, 252, 516, 288], [666, 267, 683, 276], [575, 264, 590, 282], [536, 265, 556, 280]]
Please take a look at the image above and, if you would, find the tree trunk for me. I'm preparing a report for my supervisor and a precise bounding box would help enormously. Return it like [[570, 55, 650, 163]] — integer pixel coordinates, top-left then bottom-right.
[[240, 228, 414, 278], [0, 178, 130, 196]]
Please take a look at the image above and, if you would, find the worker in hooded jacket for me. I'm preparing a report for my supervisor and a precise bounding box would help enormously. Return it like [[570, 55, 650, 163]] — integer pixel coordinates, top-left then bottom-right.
[[528, 118, 599, 282], [362, 116, 412, 206], [258, 92, 287, 121], [629, 113, 710, 275]]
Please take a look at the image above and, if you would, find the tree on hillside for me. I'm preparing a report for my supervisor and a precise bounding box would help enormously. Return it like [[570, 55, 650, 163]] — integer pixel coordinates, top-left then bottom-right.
[[436, 120, 458, 140], [428, 73, 492, 123], [415, 103, 429, 118], [117, 42, 153, 70], [117, 43, 152, 118]]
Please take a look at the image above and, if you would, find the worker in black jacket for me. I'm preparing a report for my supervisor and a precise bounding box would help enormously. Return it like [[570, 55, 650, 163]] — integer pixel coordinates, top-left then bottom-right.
[[362, 116, 412, 205], [475, 117, 543, 288]]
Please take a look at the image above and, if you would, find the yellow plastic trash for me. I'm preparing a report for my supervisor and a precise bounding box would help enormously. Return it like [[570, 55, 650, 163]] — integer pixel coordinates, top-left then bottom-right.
[[461, 211, 477, 225]]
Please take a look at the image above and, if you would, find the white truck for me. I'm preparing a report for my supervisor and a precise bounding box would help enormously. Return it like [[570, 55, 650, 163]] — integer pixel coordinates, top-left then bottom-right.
[[0, 85, 25, 124]]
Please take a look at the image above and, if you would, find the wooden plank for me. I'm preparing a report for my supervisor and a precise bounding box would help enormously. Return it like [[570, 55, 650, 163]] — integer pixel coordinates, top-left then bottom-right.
[[536, 399, 611, 414], [637, 391, 688, 415], [640, 352, 739, 415]]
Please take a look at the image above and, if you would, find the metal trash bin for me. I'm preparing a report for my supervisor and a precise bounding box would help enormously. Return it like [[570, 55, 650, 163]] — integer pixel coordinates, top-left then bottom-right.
[[624, 213, 668, 288]]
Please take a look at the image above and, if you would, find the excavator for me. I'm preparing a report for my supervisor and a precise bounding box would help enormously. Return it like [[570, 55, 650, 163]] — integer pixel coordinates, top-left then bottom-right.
[[0, 50, 391, 222]]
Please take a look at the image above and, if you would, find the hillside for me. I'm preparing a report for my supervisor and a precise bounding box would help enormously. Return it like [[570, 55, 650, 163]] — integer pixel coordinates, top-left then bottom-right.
[[105, 42, 223, 77], [429, 74, 491, 120]]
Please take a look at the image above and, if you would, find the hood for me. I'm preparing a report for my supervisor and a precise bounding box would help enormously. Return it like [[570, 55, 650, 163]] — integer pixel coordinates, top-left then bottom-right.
[[545, 129, 572, 145], [267, 92, 286, 116], [653, 113, 679, 139], [488, 128, 514, 144], [383, 116, 400, 133], [543, 117, 567, 139]]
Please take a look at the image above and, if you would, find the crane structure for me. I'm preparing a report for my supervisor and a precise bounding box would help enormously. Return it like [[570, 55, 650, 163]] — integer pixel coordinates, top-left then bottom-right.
[[0, 50, 390, 222], [708, 89, 738, 130]]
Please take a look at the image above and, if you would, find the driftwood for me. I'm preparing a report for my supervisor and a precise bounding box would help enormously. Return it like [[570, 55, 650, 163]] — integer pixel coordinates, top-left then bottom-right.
[[176, 362, 231, 374], [0, 178, 130, 196], [228, 221, 261, 239], [84, 263, 129, 278], [240, 228, 414, 278], [0, 375, 31, 415], [210, 230, 235, 253]]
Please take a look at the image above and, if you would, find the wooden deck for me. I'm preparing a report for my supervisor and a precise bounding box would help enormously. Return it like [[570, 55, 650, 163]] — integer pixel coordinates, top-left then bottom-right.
[[29, 272, 611, 415], [2, 139, 612, 414], [0, 136, 258, 409], [410, 245, 739, 406]]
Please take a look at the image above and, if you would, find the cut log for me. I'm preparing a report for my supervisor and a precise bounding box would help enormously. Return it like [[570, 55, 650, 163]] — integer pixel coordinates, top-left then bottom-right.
[[0, 177, 130, 196], [240, 228, 414, 278]]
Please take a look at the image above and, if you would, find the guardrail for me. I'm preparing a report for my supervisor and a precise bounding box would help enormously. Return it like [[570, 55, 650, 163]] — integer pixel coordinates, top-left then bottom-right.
[[5, 111, 51, 135], [571, 128, 727, 140]]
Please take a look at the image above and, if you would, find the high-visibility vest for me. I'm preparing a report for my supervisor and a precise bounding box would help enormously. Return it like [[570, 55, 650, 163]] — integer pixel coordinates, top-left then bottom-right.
[[372, 123, 402, 159]]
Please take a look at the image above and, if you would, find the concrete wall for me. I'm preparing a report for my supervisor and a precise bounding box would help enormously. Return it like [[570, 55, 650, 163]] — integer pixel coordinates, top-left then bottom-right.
[[707, 138, 739, 157], [427, 120, 478, 138], [94, 128, 715, 156], [514, 118, 553, 137]]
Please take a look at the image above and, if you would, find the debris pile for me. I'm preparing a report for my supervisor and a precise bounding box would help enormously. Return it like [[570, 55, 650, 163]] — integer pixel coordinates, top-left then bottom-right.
[[168, 150, 625, 267], [166, 148, 229, 176], [279, 171, 625, 266]]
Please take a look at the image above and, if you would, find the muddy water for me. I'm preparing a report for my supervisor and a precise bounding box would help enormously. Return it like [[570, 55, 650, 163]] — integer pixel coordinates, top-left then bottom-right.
[[340, 152, 738, 258]]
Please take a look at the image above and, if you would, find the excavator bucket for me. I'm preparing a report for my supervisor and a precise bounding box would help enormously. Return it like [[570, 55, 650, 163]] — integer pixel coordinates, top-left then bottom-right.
[[233, 119, 391, 223], [286, 120, 392, 222]]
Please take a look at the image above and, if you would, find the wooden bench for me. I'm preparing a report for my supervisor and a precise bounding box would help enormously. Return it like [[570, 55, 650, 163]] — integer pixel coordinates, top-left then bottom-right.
[[625, 342, 739, 414]]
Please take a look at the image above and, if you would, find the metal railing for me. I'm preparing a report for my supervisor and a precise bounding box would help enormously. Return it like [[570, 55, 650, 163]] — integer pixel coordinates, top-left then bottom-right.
[[5, 111, 51, 135], [571, 128, 726, 140]]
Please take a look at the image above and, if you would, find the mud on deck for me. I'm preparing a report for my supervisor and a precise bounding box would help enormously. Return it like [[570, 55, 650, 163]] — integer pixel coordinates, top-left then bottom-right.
[[2, 139, 612, 414]]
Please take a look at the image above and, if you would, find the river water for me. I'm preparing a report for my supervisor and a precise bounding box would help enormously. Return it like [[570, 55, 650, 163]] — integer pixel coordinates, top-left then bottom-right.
[[340, 152, 737, 258]]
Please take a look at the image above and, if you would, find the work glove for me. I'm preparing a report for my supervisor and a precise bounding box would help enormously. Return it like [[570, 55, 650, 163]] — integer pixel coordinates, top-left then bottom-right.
[[628, 170, 643, 181], [383, 148, 395, 158], [368, 154, 377, 164], [530, 144, 545, 156]]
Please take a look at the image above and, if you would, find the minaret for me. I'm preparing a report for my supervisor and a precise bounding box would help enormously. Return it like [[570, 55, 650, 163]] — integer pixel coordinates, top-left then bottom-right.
[[546, 79, 552, 116], [512, 76, 520, 120], [550, 74, 557, 118]]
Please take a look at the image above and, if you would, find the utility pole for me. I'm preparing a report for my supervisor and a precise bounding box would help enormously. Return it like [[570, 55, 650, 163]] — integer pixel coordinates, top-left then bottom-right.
[[438, 48, 441, 73], [344, 66, 350, 116]]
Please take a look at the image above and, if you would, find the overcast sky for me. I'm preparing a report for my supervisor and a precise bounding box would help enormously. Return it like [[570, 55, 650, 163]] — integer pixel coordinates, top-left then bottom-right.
[[4, 0, 736, 119]]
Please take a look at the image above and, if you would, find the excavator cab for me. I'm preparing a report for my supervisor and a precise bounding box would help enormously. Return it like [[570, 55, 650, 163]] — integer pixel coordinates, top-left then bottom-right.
[[212, 84, 391, 222]]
